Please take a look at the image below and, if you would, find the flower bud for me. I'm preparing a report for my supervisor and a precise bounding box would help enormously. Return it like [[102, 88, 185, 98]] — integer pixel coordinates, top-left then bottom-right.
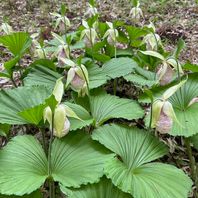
[[54, 104, 70, 138]]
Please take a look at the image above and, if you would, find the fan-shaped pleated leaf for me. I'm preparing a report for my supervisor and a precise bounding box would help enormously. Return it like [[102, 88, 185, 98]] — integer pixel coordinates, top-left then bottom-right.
[[102, 57, 137, 78], [92, 124, 192, 198], [124, 67, 156, 88], [61, 177, 132, 198], [0, 86, 51, 124], [124, 73, 156, 88], [51, 131, 114, 188], [64, 102, 93, 130], [87, 58, 137, 89], [24, 65, 61, 88], [0, 32, 31, 56], [87, 63, 109, 89], [0, 135, 48, 196], [169, 74, 198, 136], [90, 92, 144, 126], [0, 190, 42, 198]]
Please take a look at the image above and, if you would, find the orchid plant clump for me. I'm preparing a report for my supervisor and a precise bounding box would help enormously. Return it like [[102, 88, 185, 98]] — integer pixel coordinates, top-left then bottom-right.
[[0, 0, 198, 198]]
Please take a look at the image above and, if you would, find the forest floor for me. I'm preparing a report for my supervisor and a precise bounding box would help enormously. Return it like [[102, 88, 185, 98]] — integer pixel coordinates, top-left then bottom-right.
[[0, 1, 198, 197], [0, 0, 198, 63]]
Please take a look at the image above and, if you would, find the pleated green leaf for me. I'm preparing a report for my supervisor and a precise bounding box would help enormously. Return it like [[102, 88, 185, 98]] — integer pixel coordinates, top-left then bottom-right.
[[0, 32, 31, 56], [88, 63, 109, 89], [169, 74, 198, 136], [88, 58, 137, 89], [51, 131, 114, 188], [102, 57, 137, 78], [124, 66, 156, 88], [0, 86, 51, 124], [90, 92, 144, 126], [64, 102, 93, 130], [0, 190, 42, 198], [24, 65, 61, 88], [0, 135, 48, 196], [92, 124, 192, 198], [61, 177, 132, 198]]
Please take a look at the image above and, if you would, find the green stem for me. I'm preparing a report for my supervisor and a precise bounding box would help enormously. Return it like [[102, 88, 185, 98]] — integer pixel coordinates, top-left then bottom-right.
[[42, 47, 47, 59], [40, 128, 47, 155], [148, 101, 153, 131], [89, 28, 94, 62], [113, 42, 117, 95], [79, 64, 90, 96], [11, 75, 17, 88], [48, 113, 55, 198], [184, 138, 196, 180]]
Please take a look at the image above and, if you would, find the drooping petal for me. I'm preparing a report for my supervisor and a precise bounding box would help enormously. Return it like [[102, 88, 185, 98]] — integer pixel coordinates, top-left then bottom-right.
[[151, 100, 164, 128], [66, 68, 76, 88], [43, 106, 52, 128], [53, 77, 64, 104]]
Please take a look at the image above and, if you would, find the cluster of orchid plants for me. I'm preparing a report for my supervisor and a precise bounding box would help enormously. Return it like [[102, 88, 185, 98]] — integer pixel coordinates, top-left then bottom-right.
[[0, 0, 198, 197]]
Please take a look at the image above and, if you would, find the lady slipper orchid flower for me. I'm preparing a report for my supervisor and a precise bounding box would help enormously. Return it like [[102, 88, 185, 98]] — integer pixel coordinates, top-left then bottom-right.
[[80, 20, 98, 48], [65, 59, 89, 97], [43, 78, 81, 138], [143, 22, 162, 51], [157, 62, 174, 86], [151, 80, 186, 134], [51, 32, 71, 66], [140, 50, 184, 85], [103, 22, 119, 46], [130, 1, 143, 22], [57, 45, 70, 67], [50, 12, 71, 34], [85, 3, 98, 17], [0, 23, 13, 34]]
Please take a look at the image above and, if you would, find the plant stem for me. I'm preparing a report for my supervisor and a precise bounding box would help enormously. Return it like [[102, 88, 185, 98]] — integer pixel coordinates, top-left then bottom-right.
[[148, 101, 153, 131], [79, 64, 90, 96], [184, 138, 196, 180], [113, 43, 117, 95], [89, 28, 94, 62], [11, 75, 17, 88], [40, 128, 47, 155], [48, 113, 55, 198]]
